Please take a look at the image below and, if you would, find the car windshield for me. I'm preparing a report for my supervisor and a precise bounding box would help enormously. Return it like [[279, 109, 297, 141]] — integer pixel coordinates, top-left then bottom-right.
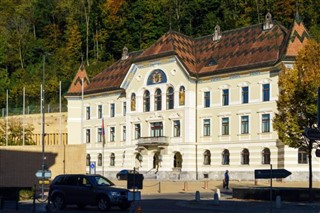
[[87, 175, 115, 186]]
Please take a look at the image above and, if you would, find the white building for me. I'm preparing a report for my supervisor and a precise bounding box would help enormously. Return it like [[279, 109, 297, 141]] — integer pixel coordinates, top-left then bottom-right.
[[65, 14, 318, 181]]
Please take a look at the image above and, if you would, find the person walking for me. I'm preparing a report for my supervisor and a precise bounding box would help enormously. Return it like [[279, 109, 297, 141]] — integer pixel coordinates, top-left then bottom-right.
[[224, 170, 229, 190]]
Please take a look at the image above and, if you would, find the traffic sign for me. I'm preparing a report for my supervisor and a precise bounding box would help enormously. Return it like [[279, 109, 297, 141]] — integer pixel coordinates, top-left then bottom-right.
[[255, 169, 291, 179], [90, 162, 95, 169], [304, 128, 320, 140], [35, 170, 52, 179]]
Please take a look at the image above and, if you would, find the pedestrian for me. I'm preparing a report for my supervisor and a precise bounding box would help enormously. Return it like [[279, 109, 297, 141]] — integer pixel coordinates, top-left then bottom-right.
[[224, 170, 229, 190]]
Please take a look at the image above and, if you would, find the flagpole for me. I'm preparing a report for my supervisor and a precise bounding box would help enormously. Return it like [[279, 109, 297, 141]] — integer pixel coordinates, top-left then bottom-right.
[[6, 89, 8, 146], [81, 78, 84, 144], [59, 81, 62, 145], [102, 117, 105, 176], [23, 87, 25, 146]]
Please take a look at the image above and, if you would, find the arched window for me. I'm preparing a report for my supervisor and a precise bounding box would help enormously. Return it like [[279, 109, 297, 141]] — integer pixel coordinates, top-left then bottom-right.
[[203, 150, 211, 165], [262, 148, 270, 164], [131, 93, 136, 111], [143, 90, 150, 112], [110, 153, 115, 166], [179, 86, 185, 106], [222, 149, 230, 165], [155, 89, 162, 111], [86, 154, 91, 166], [241, 149, 250, 165], [98, 153, 102, 166], [166, 87, 174, 109], [298, 147, 308, 164], [174, 152, 182, 168]]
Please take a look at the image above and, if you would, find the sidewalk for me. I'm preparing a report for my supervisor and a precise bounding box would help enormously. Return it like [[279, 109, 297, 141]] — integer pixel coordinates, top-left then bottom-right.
[[113, 179, 313, 195]]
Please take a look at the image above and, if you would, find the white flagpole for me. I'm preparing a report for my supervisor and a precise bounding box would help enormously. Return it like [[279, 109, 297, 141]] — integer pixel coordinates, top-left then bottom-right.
[[6, 89, 8, 146], [23, 87, 25, 146], [40, 84, 43, 147], [81, 78, 84, 144], [59, 81, 62, 145]]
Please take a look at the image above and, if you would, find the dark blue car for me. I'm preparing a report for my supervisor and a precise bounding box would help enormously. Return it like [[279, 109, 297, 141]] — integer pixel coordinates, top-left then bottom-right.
[[116, 170, 138, 180]]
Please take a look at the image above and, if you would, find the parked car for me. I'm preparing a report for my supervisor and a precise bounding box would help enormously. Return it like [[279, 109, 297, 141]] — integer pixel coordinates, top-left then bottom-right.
[[116, 169, 139, 180], [48, 174, 131, 211]]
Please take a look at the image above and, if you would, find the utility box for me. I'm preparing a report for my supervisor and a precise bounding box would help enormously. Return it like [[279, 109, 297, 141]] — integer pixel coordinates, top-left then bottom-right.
[[127, 174, 144, 190]]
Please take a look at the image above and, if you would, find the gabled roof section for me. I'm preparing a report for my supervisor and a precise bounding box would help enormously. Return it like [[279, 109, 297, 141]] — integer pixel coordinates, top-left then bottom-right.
[[285, 14, 309, 58], [84, 51, 142, 95], [135, 31, 196, 71], [67, 64, 90, 96], [195, 23, 288, 76]]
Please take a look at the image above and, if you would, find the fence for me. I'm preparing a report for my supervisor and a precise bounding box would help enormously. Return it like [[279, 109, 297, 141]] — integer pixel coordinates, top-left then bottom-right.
[[1, 104, 67, 117]]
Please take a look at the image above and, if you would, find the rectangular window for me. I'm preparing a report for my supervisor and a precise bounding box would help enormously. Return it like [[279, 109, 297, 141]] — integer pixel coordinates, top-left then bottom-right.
[[97, 128, 102, 142], [241, 116, 249, 134], [204, 92, 210, 108], [86, 129, 90, 143], [122, 126, 126, 141], [135, 124, 141, 139], [222, 89, 229, 106], [262, 114, 270, 133], [86, 106, 90, 120], [222, 117, 229, 135], [173, 120, 181, 137], [123, 102, 126, 116], [298, 150, 308, 164], [110, 103, 115, 117], [151, 122, 163, 137], [98, 105, 102, 119], [203, 119, 210, 136], [242, 87, 249, 104], [110, 127, 115, 142], [263, 84, 270, 102]]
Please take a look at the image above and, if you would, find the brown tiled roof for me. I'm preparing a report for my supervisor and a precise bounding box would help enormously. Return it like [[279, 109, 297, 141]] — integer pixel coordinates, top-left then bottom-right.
[[285, 19, 309, 58], [67, 64, 90, 96], [68, 20, 307, 95], [84, 51, 142, 95]]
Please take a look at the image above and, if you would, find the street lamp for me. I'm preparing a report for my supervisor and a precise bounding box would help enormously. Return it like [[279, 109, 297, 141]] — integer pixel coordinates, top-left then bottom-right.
[[41, 55, 46, 200]]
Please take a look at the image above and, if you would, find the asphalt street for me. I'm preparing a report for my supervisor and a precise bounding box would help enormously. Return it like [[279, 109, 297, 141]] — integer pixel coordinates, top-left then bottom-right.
[[1, 192, 320, 213]]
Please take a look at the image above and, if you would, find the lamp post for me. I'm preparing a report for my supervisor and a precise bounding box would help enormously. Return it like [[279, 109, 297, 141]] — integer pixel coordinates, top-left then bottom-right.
[[41, 55, 46, 200]]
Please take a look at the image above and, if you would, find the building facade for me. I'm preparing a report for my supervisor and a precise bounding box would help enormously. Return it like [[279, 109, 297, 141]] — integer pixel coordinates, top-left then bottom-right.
[[66, 14, 319, 181]]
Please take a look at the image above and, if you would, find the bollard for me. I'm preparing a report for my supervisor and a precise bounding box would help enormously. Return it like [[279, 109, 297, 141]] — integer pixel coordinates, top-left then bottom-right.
[[213, 192, 219, 205], [203, 181, 208, 189], [158, 182, 161, 193], [216, 188, 221, 199], [275, 195, 281, 209], [195, 191, 200, 202], [183, 181, 188, 191]]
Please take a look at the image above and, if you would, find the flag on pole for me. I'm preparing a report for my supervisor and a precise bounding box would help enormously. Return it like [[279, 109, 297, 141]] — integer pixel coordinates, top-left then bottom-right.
[[102, 117, 105, 147]]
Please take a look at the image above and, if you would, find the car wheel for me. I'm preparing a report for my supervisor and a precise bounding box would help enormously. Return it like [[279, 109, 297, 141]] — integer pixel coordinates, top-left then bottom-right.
[[119, 202, 131, 210], [97, 196, 111, 211], [52, 194, 66, 210]]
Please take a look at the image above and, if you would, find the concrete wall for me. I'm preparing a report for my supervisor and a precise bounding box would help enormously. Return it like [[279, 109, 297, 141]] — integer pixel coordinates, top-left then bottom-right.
[[0, 144, 86, 187]]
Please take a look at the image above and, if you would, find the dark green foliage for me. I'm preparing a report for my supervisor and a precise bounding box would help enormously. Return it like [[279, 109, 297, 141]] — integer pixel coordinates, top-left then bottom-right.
[[0, 0, 319, 109]]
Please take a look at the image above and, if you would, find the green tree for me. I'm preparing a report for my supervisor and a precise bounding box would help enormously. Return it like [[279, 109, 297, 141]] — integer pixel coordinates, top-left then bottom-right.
[[0, 117, 35, 146], [274, 40, 320, 191]]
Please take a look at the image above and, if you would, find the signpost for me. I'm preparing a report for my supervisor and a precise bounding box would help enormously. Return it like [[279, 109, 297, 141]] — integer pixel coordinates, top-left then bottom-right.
[[35, 170, 52, 179], [255, 165, 291, 213]]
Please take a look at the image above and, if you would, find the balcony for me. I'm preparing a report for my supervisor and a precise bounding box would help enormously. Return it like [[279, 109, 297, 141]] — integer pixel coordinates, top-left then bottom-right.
[[137, 136, 169, 150]]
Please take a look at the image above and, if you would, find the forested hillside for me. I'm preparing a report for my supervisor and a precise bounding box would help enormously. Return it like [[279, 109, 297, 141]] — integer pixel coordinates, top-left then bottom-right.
[[0, 0, 319, 110]]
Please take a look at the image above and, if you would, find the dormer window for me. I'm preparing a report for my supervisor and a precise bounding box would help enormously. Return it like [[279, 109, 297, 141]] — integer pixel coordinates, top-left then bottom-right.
[[263, 12, 273, 30], [213, 25, 222, 41]]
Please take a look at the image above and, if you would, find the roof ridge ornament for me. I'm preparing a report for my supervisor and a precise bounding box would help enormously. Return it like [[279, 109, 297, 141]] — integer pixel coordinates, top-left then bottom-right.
[[263, 12, 273, 30], [213, 25, 222, 41], [122, 46, 128, 60]]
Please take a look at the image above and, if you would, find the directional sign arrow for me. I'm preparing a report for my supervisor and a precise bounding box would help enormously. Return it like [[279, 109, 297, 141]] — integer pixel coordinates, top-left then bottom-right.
[[304, 128, 320, 140], [254, 169, 291, 179]]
